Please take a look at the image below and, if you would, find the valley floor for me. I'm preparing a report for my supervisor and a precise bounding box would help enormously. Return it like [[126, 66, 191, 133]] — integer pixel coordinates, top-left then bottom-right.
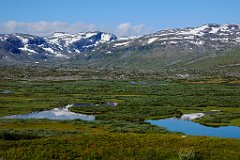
[[1, 79, 240, 159]]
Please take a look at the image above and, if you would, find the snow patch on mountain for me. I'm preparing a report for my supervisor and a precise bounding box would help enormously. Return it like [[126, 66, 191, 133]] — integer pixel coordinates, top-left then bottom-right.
[[209, 27, 220, 34], [15, 35, 29, 44], [55, 53, 69, 58], [113, 41, 130, 47], [177, 25, 209, 36], [236, 37, 240, 43], [19, 45, 37, 54], [100, 33, 114, 43], [75, 49, 81, 53], [85, 32, 98, 39], [148, 38, 158, 44], [50, 32, 70, 38], [43, 47, 55, 54], [118, 36, 138, 41], [48, 32, 86, 47]]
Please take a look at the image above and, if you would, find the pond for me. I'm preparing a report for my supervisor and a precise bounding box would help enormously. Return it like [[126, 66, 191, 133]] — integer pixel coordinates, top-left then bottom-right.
[[2, 104, 95, 121], [73, 102, 118, 107], [146, 116, 240, 139], [1, 90, 15, 94]]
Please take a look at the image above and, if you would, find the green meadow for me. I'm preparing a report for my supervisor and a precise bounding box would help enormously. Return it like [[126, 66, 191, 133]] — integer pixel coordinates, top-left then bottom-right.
[[1, 79, 240, 159]]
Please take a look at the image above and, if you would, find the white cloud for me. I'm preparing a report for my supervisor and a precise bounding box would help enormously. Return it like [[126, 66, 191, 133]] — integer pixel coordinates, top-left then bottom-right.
[[0, 21, 94, 36], [0, 21, 154, 37], [116, 23, 151, 37], [117, 23, 131, 34]]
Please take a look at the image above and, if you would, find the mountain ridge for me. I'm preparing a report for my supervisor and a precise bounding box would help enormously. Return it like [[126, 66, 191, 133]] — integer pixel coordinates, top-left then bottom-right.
[[0, 31, 117, 61], [1, 23, 240, 78]]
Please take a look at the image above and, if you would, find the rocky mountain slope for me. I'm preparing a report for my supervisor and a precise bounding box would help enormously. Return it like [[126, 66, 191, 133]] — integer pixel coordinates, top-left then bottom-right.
[[0, 32, 116, 61], [92, 24, 240, 55], [0, 24, 240, 77]]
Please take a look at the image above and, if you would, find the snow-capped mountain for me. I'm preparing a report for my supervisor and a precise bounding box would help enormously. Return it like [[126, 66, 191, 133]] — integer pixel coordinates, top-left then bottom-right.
[[144, 24, 240, 48], [47, 32, 117, 53], [0, 24, 240, 63], [0, 32, 116, 61], [98, 24, 240, 53], [81, 24, 240, 75]]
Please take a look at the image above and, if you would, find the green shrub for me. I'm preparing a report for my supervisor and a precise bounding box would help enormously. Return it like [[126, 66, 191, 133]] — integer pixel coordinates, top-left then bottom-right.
[[178, 149, 200, 160], [0, 130, 39, 140]]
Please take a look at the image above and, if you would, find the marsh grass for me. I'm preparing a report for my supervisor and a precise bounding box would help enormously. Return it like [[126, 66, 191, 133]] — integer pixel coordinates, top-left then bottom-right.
[[1, 79, 240, 159], [178, 149, 200, 160]]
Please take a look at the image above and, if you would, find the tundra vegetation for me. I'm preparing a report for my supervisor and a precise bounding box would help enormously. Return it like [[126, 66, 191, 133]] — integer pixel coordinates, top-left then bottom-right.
[[1, 77, 240, 159]]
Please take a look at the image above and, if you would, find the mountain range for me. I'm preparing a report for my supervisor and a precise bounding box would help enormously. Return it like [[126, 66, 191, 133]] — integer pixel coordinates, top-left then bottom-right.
[[0, 31, 116, 61], [1, 24, 240, 77]]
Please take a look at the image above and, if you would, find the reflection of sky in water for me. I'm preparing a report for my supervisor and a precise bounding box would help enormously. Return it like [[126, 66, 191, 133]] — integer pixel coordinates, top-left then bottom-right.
[[147, 118, 240, 138], [3, 104, 95, 121]]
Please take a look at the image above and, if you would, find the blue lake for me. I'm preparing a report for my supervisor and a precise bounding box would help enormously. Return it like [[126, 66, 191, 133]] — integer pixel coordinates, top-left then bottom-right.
[[146, 118, 240, 139]]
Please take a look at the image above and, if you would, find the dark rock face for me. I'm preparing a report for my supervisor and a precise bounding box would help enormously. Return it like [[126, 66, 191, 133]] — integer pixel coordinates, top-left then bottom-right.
[[10, 48, 21, 54], [0, 37, 23, 54], [72, 39, 94, 51], [28, 37, 47, 46], [6, 37, 24, 48]]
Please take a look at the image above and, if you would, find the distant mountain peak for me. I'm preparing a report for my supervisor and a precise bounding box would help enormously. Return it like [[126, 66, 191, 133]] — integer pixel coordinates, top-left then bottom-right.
[[0, 24, 240, 64], [49, 32, 70, 38]]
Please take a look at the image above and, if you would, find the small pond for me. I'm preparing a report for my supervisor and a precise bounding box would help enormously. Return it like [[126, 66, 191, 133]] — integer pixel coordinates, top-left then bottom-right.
[[73, 102, 118, 107], [146, 112, 240, 139], [1, 90, 15, 94], [2, 104, 95, 121]]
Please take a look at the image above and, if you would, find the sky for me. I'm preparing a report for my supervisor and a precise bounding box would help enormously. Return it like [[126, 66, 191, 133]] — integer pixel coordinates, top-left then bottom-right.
[[0, 0, 240, 37]]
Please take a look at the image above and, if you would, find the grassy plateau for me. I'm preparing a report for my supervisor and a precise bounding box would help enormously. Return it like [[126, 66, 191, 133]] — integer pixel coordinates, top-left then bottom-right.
[[1, 79, 240, 159]]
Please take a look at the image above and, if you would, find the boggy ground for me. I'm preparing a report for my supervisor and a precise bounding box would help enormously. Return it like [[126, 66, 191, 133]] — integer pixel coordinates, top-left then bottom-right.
[[1, 79, 240, 159]]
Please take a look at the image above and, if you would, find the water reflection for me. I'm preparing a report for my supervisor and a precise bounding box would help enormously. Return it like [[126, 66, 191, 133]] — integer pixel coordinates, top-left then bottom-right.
[[3, 104, 95, 121], [147, 118, 240, 138]]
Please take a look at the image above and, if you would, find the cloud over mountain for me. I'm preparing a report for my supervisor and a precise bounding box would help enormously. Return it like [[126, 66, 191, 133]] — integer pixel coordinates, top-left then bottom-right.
[[0, 21, 153, 37], [116, 23, 147, 37]]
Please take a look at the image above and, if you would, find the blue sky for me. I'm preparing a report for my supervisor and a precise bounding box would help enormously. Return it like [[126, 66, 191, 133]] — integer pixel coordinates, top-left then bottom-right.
[[0, 0, 240, 36]]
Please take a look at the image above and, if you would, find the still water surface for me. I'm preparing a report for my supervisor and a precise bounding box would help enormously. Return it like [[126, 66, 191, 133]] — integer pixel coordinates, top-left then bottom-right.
[[147, 118, 240, 139], [3, 104, 95, 121]]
